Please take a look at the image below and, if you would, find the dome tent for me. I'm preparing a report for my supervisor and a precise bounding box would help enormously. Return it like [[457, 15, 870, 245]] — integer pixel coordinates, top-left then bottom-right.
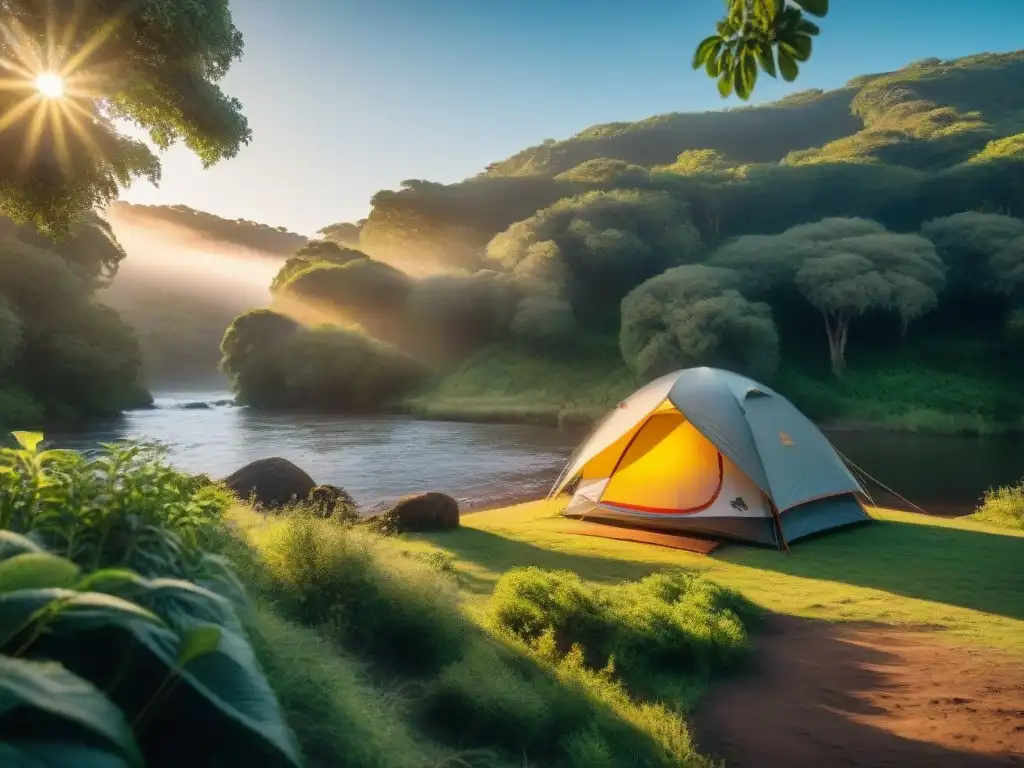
[[549, 367, 870, 549]]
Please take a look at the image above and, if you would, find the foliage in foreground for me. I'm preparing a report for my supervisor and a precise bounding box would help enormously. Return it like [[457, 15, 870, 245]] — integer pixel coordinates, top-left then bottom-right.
[[972, 482, 1024, 530], [0, 432, 232, 578], [0, 433, 299, 767], [244, 510, 753, 766], [0, 530, 299, 768]]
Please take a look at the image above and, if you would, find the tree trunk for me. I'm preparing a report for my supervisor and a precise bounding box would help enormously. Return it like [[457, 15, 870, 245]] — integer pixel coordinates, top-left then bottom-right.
[[824, 311, 848, 378]]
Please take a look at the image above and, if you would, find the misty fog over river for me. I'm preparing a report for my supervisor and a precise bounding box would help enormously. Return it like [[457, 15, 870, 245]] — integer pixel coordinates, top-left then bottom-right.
[[48, 391, 1024, 515]]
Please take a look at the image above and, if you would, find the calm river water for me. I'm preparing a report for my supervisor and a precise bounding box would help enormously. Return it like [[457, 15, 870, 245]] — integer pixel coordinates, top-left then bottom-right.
[[50, 391, 1024, 514]]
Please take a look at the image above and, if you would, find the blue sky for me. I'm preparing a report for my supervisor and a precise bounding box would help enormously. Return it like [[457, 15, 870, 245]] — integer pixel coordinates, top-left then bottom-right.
[[119, 0, 1024, 236]]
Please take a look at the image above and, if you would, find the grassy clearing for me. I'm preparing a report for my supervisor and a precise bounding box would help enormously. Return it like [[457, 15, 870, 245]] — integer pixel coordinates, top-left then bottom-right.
[[971, 482, 1024, 530], [228, 506, 750, 767], [399, 342, 635, 428], [399, 500, 1024, 654]]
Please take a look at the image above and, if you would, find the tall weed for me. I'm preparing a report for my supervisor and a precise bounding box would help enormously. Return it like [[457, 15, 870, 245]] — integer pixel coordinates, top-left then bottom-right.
[[254, 511, 466, 675], [972, 481, 1024, 530]]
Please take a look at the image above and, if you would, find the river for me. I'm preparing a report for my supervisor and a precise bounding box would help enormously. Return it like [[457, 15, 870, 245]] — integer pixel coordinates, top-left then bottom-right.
[[49, 391, 1024, 515]]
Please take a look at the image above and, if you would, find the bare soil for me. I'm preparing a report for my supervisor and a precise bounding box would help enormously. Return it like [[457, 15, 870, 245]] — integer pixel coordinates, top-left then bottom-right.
[[694, 616, 1024, 767]]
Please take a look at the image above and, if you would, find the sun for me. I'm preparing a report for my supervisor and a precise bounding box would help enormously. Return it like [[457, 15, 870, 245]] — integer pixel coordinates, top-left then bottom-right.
[[35, 72, 65, 99]]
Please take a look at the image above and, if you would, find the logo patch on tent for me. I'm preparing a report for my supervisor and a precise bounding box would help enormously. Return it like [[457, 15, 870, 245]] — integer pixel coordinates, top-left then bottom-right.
[[779, 431, 795, 446], [730, 497, 748, 512]]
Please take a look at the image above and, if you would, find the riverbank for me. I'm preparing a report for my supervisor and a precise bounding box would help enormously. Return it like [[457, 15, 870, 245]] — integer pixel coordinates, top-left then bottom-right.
[[397, 344, 1024, 436]]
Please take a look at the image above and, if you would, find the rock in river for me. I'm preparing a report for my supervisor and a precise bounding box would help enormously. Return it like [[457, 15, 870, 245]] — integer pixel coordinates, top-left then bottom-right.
[[224, 457, 316, 509]]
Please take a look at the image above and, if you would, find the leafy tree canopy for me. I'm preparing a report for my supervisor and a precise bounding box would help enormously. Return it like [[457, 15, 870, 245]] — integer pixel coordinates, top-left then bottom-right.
[[921, 212, 1024, 294], [0, 0, 250, 237], [619, 264, 779, 380], [487, 189, 704, 327]]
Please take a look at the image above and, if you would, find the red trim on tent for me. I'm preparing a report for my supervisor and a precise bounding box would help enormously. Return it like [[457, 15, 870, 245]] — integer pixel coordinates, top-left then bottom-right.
[[602, 454, 725, 515]]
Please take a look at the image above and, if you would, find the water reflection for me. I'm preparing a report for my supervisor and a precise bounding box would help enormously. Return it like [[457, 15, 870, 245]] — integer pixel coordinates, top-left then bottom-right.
[[50, 393, 1024, 515], [52, 393, 576, 509]]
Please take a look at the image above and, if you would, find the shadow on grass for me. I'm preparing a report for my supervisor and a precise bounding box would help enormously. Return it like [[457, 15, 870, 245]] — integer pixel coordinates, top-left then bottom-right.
[[718, 518, 1024, 620], [416, 527, 669, 594], [693, 614, 1022, 767]]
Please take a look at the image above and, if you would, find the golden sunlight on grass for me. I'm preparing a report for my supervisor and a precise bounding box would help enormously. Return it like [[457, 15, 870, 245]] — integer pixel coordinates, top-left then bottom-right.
[[34, 72, 64, 99]]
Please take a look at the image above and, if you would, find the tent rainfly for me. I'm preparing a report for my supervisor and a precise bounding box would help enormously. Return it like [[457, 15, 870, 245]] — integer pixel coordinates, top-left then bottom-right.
[[549, 367, 871, 549]]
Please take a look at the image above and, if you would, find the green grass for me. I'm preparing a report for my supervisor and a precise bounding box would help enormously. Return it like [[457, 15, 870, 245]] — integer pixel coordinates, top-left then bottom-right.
[[971, 481, 1024, 530], [399, 500, 1024, 654], [399, 342, 636, 428], [228, 506, 744, 767]]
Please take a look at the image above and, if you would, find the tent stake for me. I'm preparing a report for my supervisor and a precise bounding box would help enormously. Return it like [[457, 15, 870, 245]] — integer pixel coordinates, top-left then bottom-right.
[[770, 501, 792, 555]]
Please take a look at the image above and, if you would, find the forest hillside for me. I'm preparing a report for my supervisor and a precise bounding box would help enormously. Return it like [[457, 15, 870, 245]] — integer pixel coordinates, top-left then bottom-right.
[[22, 49, 1017, 433], [216, 49, 1024, 434]]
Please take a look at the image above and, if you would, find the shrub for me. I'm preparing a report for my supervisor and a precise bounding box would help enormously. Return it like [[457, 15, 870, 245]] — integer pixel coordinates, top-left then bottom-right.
[[0, 432, 232, 578], [487, 567, 757, 699], [0, 531, 300, 768], [307, 484, 359, 522], [972, 482, 1024, 530]]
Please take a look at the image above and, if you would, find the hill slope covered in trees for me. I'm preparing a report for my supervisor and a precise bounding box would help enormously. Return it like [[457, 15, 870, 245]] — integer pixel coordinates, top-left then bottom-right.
[[222, 49, 1024, 434]]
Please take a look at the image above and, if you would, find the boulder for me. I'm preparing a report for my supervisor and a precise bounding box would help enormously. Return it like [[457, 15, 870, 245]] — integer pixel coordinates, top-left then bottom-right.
[[388, 492, 460, 532], [181, 401, 211, 410], [224, 457, 316, 509], [308, 484, 358, 521]]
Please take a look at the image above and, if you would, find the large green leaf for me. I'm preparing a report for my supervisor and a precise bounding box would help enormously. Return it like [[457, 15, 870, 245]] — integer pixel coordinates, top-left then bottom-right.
[[18, 578, 302, 767], [0, 588, 162, 648], [0, 657, 143, 767], [177, 624, 222, 667], [784, 35, 813, 62], [0, 741, 133, 768], [11, 432, 43, 452], [756, 41, 777, 77], [717, 70, 734, 98], [691, 35, 721, 69], [798, 0, 829, 17], [0, 554, 81, 593], [778, 48, 799, 82], [0, 532, 44, 562]]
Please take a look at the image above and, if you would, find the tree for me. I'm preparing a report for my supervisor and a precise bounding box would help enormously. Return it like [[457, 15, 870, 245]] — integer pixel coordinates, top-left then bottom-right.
[[486, 189, 704, 327], [317, 221, 364, 247], [280, 326, 426, 411], [405, 270, 519, 359], [710, 217, 946, 376], [694, 0, 829, 100], [510, 296, 578, 348], [553, 158, 650, 188], [619, 264, 779, 380], [220, 309, 301, 406], [921, 212, 1024, 294], [790, 222, 945, 376], [0, 0, 250, 237], [270, 241, 367, 292]]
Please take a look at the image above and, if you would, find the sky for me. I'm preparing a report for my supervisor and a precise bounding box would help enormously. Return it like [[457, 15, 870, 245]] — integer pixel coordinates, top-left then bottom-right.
[[118, 0, 1024, 237]]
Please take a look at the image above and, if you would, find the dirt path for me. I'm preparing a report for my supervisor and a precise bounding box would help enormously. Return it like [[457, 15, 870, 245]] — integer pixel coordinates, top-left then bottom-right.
[[693, 616, 1024, 767]]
